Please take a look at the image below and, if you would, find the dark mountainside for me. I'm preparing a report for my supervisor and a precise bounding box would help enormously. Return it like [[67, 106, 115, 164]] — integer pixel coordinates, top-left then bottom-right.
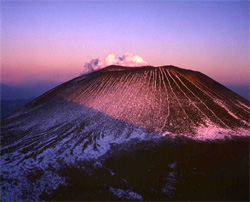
[[1, 65, 249, 201]]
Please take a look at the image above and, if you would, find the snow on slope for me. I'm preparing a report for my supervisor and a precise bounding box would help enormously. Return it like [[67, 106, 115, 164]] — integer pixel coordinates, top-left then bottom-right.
[[1, 102, 159, 201]]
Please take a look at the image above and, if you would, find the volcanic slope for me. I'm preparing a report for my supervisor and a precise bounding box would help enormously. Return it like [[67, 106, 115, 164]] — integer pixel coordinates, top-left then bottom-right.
[[3, 65, 249, 139], [1, 65, 249, 201]]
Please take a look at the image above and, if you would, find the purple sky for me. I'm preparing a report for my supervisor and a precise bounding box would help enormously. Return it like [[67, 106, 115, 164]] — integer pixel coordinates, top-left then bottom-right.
[[1, 1, 249, 88]]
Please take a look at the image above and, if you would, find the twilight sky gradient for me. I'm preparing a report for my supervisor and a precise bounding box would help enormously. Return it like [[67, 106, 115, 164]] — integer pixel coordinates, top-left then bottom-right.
[[1, 1, 249, 87]]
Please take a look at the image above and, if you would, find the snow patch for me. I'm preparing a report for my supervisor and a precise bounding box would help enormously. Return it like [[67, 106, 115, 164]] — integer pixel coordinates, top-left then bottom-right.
[[214, 99, 249, 126], [237, 100, 250, 110], [109, 187, 143, 201], [108, 168, 115, 176], [195, 120, 249, 140], [169, 162, 177, 169], [162, 162, 178, 196], [162, 120, 249, 140]]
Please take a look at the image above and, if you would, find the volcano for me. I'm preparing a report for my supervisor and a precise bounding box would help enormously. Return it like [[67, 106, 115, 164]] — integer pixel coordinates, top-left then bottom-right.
[[1, 65, 249, 201]]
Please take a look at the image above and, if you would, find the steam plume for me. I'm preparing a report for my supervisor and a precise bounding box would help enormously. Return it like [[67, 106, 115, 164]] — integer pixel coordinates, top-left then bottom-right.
[[82, 51, 148, 74]]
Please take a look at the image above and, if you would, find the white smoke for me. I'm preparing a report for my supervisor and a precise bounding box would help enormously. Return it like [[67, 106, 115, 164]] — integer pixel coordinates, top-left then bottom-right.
[[82, 51, 148, 74]]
